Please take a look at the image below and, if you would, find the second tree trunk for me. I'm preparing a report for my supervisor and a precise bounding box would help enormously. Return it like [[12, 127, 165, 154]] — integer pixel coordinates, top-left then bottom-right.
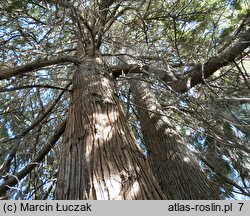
[[130, 77, 220, 199]]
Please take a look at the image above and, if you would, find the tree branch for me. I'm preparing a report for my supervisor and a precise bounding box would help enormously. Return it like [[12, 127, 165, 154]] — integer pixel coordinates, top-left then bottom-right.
[[0, 84, 72, 93], [0, 120, 66, 198], [111, 28, 250, 92], [96, 0, 118, 48], [0, 57, 80, 80], [111, 64, 178, 84], [171, 28, 250, 92], [1, 82, 71, 144], [198, 154, 250, 197], [111, 64, 144, 77]]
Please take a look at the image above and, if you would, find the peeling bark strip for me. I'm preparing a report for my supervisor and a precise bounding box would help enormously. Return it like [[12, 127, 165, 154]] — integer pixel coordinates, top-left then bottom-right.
[[55, 58, 165, 200], [130, 77, 220, 199]]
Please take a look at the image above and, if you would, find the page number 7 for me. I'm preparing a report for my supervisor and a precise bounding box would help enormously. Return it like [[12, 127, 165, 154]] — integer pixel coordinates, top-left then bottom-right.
[[238, 203, 244, 211]]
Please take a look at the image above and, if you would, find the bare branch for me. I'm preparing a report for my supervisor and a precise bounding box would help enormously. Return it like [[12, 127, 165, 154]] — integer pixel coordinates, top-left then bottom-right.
[[0, 84, 72, 93], [109, 24, 250, 93], [200, 97, 250, 105], [171, 28, 250, 92], [96, 0, 118, 48], [111, 64, 143, 77], [0, 57, 80, 80]]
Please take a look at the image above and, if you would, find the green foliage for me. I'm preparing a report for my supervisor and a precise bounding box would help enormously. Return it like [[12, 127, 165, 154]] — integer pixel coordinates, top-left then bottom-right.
[[0, 0, 249, 200]]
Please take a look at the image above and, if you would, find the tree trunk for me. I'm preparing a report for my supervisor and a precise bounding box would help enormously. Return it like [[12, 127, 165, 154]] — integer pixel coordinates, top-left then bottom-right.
[[55, 58, 165, 200], [130, 76, 220, 199]]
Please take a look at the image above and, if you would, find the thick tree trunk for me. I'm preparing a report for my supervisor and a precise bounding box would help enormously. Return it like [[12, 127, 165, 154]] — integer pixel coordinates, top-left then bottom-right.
[[55, 58, 165, 200], [130, 77, 220, 199]]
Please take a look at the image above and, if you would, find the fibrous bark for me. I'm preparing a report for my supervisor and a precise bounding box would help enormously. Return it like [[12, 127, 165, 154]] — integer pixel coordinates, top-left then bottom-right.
[[130, 76, 220, 199], [55, 58, 165, 200]]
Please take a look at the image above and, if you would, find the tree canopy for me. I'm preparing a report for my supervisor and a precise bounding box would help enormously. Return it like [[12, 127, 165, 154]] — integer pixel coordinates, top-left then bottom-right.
[[0, 0, 249, 200]]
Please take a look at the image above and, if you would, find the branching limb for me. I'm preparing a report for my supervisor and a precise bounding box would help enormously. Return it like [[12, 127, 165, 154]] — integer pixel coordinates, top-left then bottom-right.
[[172, 28, 250, 92], [1, 82, 71, 144], [0, 57, 79, 80]]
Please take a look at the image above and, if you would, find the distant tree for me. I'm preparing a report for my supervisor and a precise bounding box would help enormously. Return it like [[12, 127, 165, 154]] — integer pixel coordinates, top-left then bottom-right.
[[0, 0, 249, 200]]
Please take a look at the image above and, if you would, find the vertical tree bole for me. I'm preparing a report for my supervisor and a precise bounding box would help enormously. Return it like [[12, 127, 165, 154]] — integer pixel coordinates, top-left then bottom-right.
[[55, 58, 166, 200], [130, 77, 220, 199]]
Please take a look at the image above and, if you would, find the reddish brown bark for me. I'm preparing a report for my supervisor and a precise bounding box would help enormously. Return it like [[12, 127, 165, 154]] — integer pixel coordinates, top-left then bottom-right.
[[55, 58, 166, 199]]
